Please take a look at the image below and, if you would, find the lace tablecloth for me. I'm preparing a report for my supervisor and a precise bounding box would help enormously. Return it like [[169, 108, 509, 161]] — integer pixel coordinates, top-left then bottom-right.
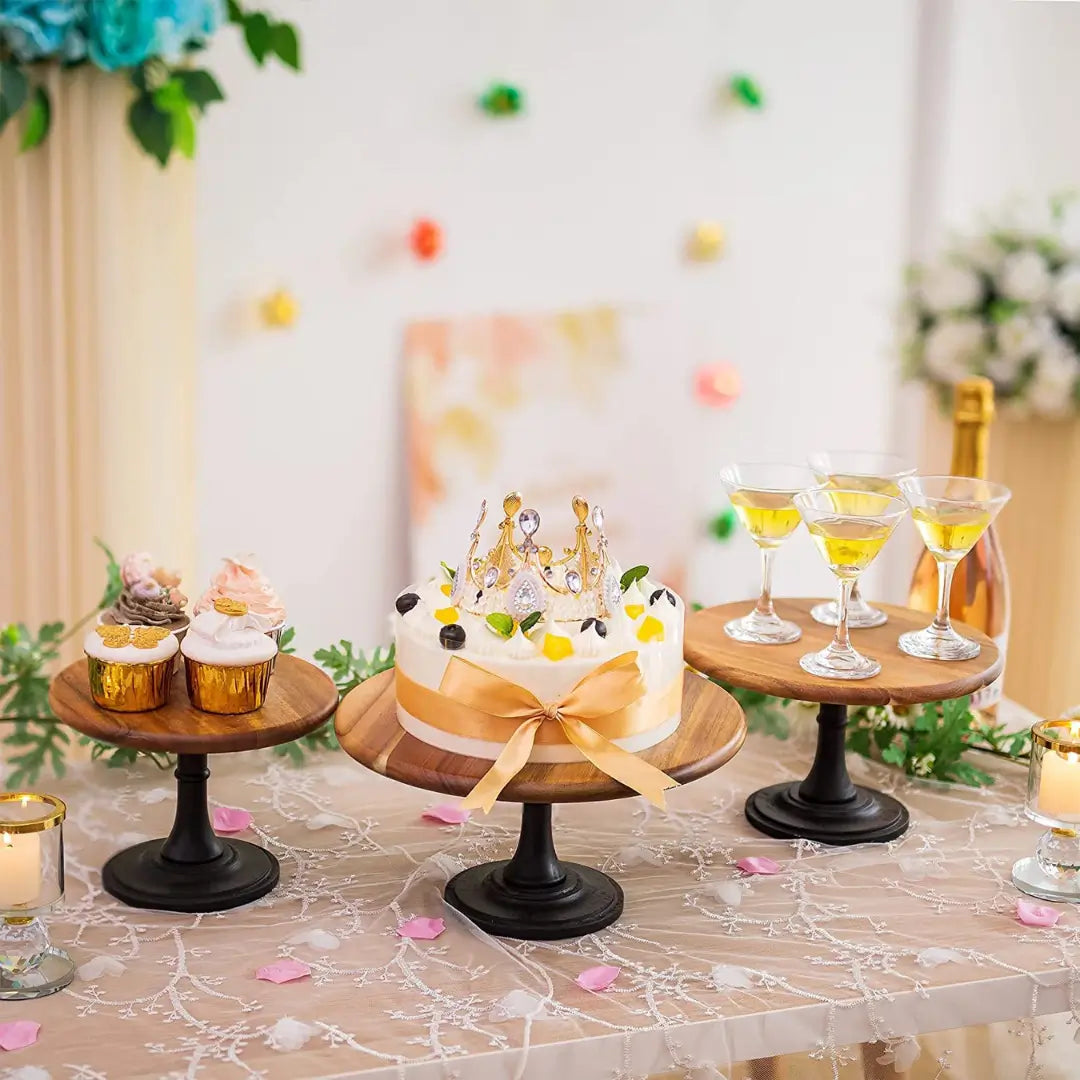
[[1, 709, 1076, 1080]]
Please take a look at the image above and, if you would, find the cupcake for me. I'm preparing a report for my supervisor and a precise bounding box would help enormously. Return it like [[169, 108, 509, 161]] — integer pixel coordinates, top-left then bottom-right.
[[84, 624, 178, 712], [181, 598, 278, 714], [194, 556, 286, 644], [102, 551, 189, 641]]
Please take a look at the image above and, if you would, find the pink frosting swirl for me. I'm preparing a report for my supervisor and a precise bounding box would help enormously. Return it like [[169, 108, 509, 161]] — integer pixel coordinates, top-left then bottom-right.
[[120, 552, 155, 588], [193, 556, 286, 625]]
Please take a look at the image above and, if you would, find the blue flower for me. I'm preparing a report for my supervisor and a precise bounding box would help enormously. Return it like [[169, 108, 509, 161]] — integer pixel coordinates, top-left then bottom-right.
[[0, 0, 87, 62], [151, 0, 223, 60], [87, 0, 223, 71]]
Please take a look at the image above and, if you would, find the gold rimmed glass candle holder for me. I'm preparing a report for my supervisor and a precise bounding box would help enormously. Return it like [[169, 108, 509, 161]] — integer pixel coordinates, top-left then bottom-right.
[[793, 488, 908, 680], [897, 475, 1011, 661], [807, 451, 917, 630], [0, 793, 74, 1000], [719, 463, 818, 645], [1013, 719, 1080, 903]]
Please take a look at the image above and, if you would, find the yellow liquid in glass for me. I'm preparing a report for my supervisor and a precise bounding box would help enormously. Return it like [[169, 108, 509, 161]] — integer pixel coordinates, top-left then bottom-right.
[[807, 518, 892, 579], [819, 479, 901, 515], [729, 490, 801, 548], [912, 505, 991, 561]]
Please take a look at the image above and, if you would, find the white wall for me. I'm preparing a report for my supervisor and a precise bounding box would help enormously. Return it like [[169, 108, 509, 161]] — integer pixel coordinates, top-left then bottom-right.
[[196, 0, 933, 653]]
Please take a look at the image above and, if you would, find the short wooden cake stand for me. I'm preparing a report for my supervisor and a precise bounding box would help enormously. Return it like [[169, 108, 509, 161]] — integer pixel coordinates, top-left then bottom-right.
[[335, 670, 746, 940], [49, 655, 338, 913], [685, 599, 1002, 846]]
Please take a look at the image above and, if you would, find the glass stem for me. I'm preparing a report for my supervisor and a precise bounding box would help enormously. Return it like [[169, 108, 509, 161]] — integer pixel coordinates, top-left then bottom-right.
[[754, 548, 776, 620], [932, 558, 956, 634], [849, 580, 863, 604], [831, 578, 854, 653]]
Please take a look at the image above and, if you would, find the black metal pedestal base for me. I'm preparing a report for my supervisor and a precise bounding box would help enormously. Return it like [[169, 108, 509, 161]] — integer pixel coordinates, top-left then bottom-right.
[[444, 804, 623, 939], [744, 702, 910, 846], [102, 753, 280, 912]]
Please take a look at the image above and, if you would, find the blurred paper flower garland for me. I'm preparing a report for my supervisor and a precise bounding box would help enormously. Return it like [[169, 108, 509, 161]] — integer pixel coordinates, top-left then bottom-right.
[[728, 73, 764, 109], [694, 362, 741, 407], [260, 289, 299, 329], [410, 218, 444, 261], [479, 81, 524, 117], [688, 221, 726, 262], [708, 507, 736, 541]]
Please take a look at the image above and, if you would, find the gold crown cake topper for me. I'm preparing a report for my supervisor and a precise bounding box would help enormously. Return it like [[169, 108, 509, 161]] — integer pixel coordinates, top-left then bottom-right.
[[449, 492, 622, 620]]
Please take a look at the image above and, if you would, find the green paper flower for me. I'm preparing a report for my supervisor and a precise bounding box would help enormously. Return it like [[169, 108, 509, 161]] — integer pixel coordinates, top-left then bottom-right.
[[708, 507, 736, 541], [729, 73, 764, 109], [480, 81, 524, 117]]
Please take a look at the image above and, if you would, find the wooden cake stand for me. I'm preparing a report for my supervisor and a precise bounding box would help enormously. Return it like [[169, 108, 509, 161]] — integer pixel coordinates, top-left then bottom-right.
[[685, 598, 1002, 846], [335, 669, 746, 940], [49, 655, 338, 913]]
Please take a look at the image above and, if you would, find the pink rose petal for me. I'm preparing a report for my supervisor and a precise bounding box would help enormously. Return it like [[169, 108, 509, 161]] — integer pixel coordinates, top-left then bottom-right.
[[736, 856, 781, 875], [396, 916, 446, 940], [1016, 899, 1063, 928], [576, 965, 621, 992], [213, 806, 253, 834], [255, 959, 311, 984], [421, 804, 471, 825], [0, 1020, 41, 1051]]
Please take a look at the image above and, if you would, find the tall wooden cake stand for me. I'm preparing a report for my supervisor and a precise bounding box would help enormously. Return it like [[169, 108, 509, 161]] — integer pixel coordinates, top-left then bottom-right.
[[685, 599, 1002, 846], [336, 669, 746, 940], [49, 655, 338, 912]]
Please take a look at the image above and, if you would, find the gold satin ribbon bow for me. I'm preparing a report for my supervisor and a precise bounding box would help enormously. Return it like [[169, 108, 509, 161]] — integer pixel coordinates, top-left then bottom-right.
[[434, 651, 678, 813]]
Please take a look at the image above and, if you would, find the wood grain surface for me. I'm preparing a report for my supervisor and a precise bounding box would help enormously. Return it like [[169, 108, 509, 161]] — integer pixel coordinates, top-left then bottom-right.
[[49, 654, 339, 755], [685, 598, 1002, 706], [335, 669, 746, 804]]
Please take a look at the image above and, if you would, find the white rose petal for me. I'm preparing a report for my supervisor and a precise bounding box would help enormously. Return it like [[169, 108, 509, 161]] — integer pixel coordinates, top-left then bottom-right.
[[916, 947, 965, 967], [1027, 341, 1080, 417], [1053, 265, 1080, 325], [711, 964, 755, 989], [997, 249, 1052, 304], [917, 262, 983, 313], [489, 990, 548, 1020], [922, 317, 986, 384], [961, 234, 1006, 274], [266, 1017, 321, 1053], [995, 312, 1052, 360]]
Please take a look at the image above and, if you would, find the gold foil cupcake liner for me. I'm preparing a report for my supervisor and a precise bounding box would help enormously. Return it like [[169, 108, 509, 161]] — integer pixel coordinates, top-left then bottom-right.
[[184, 658, 274, 714], [87, 657, 173, 712]]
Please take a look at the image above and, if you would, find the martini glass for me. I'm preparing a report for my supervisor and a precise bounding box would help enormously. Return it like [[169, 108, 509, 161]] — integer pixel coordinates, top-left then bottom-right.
[[720, 463, 818, 644], [807, 451, 917, 629], [897, 475, 1011, 660], [794, 488, 908, 679]]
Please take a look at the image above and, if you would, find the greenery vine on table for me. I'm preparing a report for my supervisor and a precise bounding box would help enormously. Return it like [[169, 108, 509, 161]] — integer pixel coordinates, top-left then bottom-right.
[[1, 547, 1030, 789]]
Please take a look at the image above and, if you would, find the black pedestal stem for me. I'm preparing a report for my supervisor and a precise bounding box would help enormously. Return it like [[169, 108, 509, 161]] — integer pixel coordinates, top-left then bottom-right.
[[744, 702, 909, 845], [444, 803, 623, 939], [102, 753, 280, 912]]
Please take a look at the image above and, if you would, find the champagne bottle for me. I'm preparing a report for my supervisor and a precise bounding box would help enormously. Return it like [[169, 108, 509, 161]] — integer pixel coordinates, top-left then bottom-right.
[[907, 377, 1010, 713]]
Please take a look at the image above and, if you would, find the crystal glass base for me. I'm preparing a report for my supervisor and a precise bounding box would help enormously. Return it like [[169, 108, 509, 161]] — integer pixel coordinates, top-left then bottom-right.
[[1012, 856, 1080, 904], [799, 644, 880, 680], [810, 598, 888, 629], [724, 611, 801, 645], [898, 625, 980, 661], [0, 947, 75, 1000]]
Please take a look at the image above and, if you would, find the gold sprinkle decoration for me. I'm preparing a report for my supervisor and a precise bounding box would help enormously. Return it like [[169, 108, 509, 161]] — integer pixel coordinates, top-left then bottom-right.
[[132, 626, 171, 649], [95, 625, 133, 649], [214, 597, 249, 617]]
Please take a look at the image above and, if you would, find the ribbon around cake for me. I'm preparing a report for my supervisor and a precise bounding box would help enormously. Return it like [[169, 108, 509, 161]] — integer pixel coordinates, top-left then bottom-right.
[[397, 651, 679, 812]]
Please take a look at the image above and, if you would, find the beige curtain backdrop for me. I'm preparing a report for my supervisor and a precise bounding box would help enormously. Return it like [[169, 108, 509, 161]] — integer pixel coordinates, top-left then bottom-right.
[[0, 66, 197, 658]]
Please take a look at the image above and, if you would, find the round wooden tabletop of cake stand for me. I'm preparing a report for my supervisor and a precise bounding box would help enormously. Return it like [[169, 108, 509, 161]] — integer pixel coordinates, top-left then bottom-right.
[[50, 654, 339, 755], [335, 668, 747, 803], [684, 598, 1002, 707]]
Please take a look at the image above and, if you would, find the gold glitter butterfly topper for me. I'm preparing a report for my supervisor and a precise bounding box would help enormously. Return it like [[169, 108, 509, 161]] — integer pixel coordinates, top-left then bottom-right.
[[132, 626, 171, 649], [214, 597, 249, 617], [95, 624, 133, 649]]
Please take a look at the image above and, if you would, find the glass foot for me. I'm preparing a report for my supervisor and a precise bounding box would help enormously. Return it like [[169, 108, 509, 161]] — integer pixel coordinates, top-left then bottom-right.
[[0, 947, 75, 1000], [810, 598, 888, 629], [898, 626, 980, 661], [800, 644, 880, 680], [1012, 856, 1080, 903], [725, 611, 801, 645]]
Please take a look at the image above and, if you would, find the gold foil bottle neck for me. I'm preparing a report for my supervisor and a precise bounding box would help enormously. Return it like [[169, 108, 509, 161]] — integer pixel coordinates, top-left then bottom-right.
[[953, 376, 995, 426]]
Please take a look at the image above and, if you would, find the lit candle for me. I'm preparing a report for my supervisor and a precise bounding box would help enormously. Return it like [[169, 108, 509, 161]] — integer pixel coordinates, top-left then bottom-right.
[[0, 827, 41, 908], [1039, 743, 1080, 820]]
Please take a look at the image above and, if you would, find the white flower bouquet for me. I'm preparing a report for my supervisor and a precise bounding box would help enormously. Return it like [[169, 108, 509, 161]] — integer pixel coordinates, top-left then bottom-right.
[[902, 197, 1080, 418]]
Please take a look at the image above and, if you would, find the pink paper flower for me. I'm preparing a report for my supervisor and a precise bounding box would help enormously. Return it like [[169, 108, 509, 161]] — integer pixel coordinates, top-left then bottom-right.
[[255, 959, 311, 984], [1016, 899, 1063, 927], [736, 856, 781, 875], [0, 1020, 41, 1051], [396, 916, 445, 940], [213, 806, 253, 834], [421, 804, 471, 825], [576, 965, 620, 991]]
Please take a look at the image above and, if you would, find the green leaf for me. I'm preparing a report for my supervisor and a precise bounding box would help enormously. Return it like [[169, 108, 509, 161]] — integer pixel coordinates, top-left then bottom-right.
[[20, 85, 50, 151], [518, 611, 542, 634], [277, 625, 296, 655], [942, 694, 971, 728], [94, 538, 123, 610], [127, 92, 172, 166], [243, 12, 273, 64], [271, 21, 300, 70], [175, 69, 224, 113], [881, 743, 907, 768], [620, 565, 649, 591], [0, 61, 29, 134], [440, 561, 456, 581], [227, 0, 245, 22], [153, 78, 195, 159], [486, 613, 514, 638]]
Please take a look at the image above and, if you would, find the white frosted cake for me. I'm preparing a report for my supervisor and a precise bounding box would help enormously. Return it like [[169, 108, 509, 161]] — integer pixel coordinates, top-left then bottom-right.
[[393, 493, 685, 767]]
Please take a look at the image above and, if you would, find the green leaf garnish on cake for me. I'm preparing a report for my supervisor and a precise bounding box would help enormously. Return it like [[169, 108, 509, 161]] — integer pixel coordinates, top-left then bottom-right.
[[518, 610, 542, 634], [486, 613, 515, 638], [620, 565, 649, 592], [440, 561, 456, 581]]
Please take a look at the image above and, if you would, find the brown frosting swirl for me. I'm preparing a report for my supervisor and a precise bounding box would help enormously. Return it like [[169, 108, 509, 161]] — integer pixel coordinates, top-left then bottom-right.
[[110, 583, 187, 629]]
